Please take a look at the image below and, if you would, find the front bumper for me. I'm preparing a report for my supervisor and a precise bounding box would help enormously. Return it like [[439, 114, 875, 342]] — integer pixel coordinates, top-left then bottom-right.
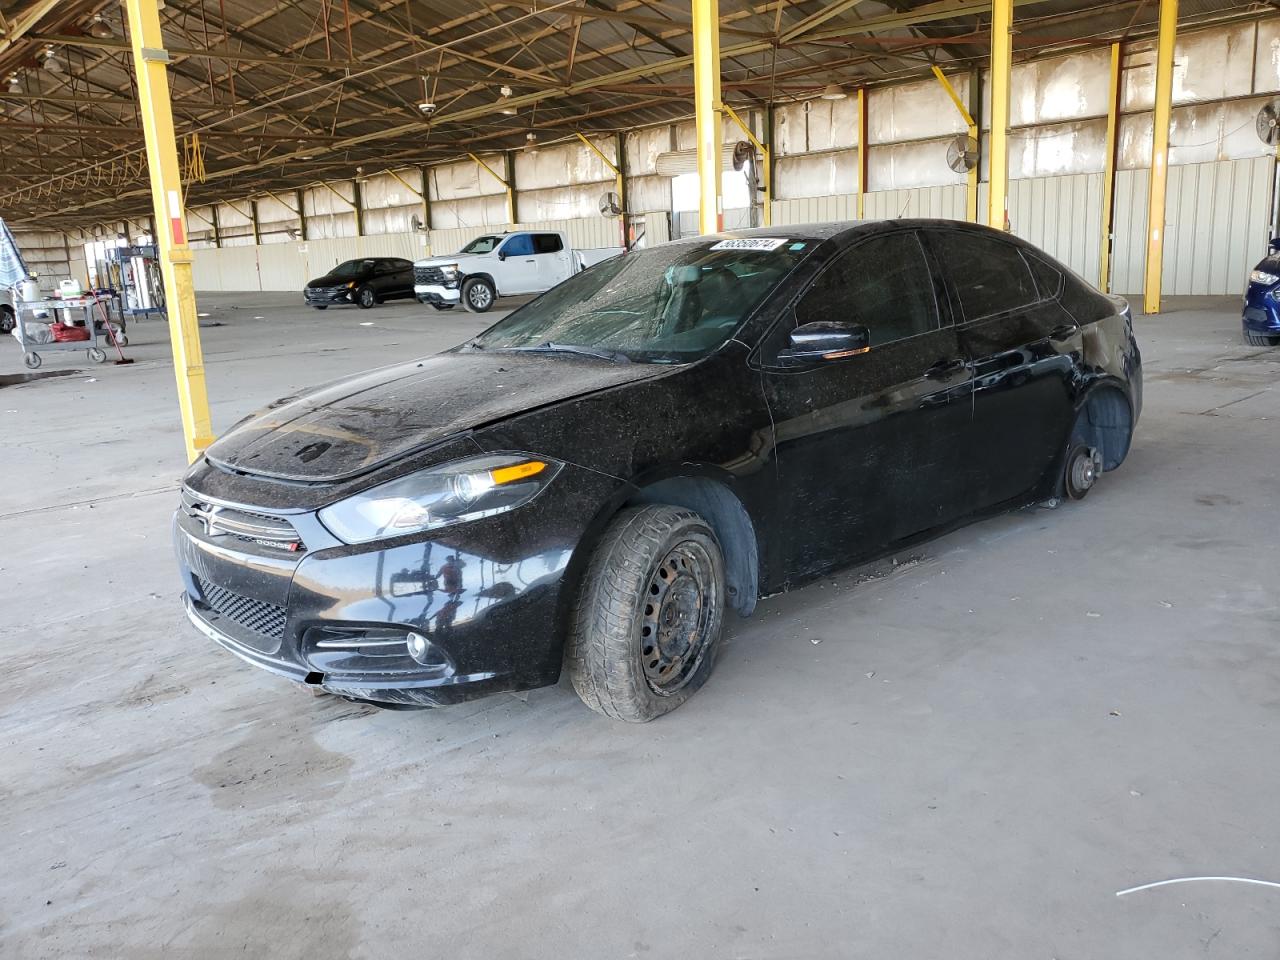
[[304, 287, 356, 306], [414, 283, 460, 305], [1242, 285, 1280, 333], [174, 464, 618, 707]]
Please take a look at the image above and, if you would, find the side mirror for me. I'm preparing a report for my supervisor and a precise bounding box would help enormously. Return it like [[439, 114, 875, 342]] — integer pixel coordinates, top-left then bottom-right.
[[497, 250, 507, 261], [777, 321, 870, 367], [1269, 237, 1280, 254]]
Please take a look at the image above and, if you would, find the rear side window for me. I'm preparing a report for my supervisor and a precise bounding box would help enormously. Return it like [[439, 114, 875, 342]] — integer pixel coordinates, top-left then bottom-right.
[[502, 234, 534, 256], [793, 231, 941, 347], [931, 231, 1038, 322], [533, 233, 563, 254], [1025, 253, 1063, 300]]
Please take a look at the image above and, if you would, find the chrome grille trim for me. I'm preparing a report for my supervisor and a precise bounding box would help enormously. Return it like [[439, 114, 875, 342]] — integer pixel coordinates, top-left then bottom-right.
[[181, 491, 304, 550]]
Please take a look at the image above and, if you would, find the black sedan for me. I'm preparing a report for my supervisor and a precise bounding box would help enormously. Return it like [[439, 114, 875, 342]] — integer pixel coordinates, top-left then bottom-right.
[[177, 220, 1141, 722], [304, 257, 415, 309]]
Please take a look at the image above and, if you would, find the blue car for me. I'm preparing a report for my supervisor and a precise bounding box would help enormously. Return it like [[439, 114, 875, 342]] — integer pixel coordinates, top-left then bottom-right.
[[1243, 239, 1280, 346]]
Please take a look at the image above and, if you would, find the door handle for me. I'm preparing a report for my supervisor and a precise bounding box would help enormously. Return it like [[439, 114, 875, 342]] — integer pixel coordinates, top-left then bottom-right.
[[525, 259, 536, 264], [1048, 323, 1078, 342], [925, 357, 968, 379]]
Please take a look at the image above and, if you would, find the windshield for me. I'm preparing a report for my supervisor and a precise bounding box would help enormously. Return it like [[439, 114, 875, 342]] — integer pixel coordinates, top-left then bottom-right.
[[328, 259, 371, 279], [459, 235, 502, 254], [469, 239, 812, 363]]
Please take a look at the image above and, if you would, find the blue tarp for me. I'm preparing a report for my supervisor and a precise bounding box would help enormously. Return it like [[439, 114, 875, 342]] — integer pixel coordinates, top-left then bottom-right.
[[0, 217, 30, 289]]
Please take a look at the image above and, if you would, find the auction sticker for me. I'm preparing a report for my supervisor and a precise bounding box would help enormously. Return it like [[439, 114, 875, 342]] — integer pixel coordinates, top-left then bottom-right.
[[709, 238, 789, 251]]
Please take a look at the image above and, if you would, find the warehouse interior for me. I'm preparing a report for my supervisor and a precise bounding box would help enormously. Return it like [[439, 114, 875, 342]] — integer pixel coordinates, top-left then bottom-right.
[[3, 1, 1280, 957]]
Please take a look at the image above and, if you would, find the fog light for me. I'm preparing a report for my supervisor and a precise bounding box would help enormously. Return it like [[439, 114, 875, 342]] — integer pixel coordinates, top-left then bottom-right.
[[406, 631, 431, 664]]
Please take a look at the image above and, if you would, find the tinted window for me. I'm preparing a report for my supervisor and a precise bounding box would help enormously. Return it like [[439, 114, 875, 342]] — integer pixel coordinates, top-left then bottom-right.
[[329, 259, 374, 279], [1026, 253, 1063, 300], [502, 234, 534, 256], [792, 231, 940, 347], [533, 234, 563, 254], [931, 231, 1038, 321]]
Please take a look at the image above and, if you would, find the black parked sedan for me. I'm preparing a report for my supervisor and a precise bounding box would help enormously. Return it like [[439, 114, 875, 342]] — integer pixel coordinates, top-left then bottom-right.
[[178, 220, 1141, 722], [304, 257, 415, 309]]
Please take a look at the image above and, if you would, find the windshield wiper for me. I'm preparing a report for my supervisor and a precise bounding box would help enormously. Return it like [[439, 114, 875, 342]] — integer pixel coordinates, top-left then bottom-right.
[[516, 341, 631, 363]]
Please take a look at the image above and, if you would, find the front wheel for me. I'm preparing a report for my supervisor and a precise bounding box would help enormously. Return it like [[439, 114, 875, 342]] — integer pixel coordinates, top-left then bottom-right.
[[461, 277, 495, 313], [356, 286, 377, 309], [567, 505, 726, 722], [1245, 331, 1279, 346]]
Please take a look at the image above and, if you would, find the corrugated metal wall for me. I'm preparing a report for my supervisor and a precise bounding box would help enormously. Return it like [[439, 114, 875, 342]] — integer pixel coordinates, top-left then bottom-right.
[[1112, 157, 1273, 296], [1008, 174, 1104, 287]]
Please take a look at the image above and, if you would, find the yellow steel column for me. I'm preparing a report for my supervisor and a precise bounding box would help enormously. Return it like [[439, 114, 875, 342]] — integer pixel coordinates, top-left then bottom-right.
[[124, 0, 213, 463], [988, 0, 1013, 230], [692, 0, 723, 234], [1144, 0, 1178, 315], [1099, 42, 1122, 294], [857, 87, 867, 220]]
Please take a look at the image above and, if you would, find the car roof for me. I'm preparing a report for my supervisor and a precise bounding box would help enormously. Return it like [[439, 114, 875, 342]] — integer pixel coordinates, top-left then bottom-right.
[[664, 218, 1015, 248]]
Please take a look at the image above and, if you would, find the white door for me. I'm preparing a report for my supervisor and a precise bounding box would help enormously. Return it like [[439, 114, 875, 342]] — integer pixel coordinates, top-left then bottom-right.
[[530, 233, 573, 288], [496, 234, 540, 293]]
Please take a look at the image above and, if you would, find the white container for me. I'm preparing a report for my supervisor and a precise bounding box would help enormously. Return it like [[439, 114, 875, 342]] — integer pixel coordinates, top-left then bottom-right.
[[58, 278, 83, 298], [18, 278, 39, 302]]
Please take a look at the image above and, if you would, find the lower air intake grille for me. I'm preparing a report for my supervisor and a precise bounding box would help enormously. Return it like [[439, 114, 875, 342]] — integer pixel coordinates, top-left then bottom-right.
[[195, 577, 287, 642]]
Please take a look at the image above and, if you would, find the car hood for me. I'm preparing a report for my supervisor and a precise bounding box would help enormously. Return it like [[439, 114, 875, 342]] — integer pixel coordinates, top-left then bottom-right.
[[204, 351, 667, 482], [414, 252, 488, 268], [306, 272, 359, 288]]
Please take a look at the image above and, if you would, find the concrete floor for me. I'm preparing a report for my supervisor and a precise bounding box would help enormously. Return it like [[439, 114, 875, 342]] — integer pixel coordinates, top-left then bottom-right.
[[2, 291, 1278, 959]]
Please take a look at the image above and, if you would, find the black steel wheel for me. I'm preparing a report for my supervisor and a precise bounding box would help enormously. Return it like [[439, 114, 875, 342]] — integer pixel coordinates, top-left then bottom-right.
[[567, 504, 725, 722], [461, 277, 495, 313], [1064, 444, 1103, 500], [356, 286, 377, 309]]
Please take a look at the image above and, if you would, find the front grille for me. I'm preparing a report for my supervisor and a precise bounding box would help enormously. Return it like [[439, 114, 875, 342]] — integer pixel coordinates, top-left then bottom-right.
[[195, 576, 287, 642], [415, 266, 445, 285], [307, 286, 345, 298], [181, 492, 304, 552]]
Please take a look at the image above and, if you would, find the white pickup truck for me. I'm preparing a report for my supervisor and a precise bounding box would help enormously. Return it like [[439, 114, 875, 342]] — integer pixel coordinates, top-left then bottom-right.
[[413, 230, 621, 313]]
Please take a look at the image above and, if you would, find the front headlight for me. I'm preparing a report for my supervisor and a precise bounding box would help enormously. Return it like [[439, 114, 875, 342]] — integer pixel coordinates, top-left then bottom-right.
[[318, 454, 562, 544], [439, 264, 460, 287], [1250, 269, 1279, 286]]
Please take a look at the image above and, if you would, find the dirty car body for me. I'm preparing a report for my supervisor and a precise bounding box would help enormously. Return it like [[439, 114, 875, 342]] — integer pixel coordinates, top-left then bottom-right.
[[176, 220, 1142, 711]]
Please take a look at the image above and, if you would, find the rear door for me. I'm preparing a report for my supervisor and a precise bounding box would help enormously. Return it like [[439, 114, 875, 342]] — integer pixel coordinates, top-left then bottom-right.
[[532, 233, 573, 287], [758, 229, 975, 578], [926, 228, 1080, 507], [386, 258, 414, 297]]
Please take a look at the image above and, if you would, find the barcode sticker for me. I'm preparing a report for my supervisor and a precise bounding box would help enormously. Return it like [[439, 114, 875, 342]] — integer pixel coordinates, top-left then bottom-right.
[[709, 238, 789, 251]]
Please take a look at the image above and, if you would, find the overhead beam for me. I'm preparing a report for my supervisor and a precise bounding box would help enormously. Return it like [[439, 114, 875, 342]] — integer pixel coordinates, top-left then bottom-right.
[[0, 0, 60, 56], [780, 0, 869, 44]]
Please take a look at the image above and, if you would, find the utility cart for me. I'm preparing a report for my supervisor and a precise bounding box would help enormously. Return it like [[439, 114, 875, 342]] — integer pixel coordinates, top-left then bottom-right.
[[12, 294, 126, 369]]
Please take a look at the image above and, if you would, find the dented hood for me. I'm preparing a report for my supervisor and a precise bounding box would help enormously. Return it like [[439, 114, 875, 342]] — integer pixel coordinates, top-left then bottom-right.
[[204, 351, 665, 482]]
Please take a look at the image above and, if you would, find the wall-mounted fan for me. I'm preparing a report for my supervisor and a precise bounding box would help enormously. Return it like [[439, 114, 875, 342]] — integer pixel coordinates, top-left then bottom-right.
[[946, 134, 979, 173], [732, 140, 754, 171], [600, 191, 623, 218], [411, 213, 427, 232], [1255, 98, 1280, 146]]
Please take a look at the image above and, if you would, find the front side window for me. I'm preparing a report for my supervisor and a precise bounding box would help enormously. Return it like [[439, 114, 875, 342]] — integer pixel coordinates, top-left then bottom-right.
[[329, 259, 374, 279], [930, 231, 1039, 322], [469, 239, 813, 363], [787, 231, 941, 349], [533, 234, 564, 254], [502, 234, 535, 257], [459, 235, 501, 254]]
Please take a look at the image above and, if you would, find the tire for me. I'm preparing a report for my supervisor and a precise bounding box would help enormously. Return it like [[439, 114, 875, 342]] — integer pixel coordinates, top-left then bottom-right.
[[312, 304, 328, 311], [1245, 331, 1279, 346], [23, 352, 40, 369], [567, 505, 726, 722], [88, 347, 106, 363], [0, 306, 13, 334], [356, 286, 377, 309], [461, 277, 495, 313], [1063, 443, 1103, 500], [116, 335, 129, 347]]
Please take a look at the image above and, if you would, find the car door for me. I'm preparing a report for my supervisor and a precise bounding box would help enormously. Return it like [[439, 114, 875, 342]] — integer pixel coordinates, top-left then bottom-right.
[[926, 229, 1081, 508], [757, 229, 975, 579], [386, 258, 414, 298], [532, 233, 573, 287], [496, 234, 538, 293]]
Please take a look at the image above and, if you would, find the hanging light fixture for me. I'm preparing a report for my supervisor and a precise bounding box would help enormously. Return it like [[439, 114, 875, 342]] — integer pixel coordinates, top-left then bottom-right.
[[498, 84, 517, 116], [41, 46, 63, 74], [820, 81, 847, 101], [6, 75, 20, 95], [524, 131, 539, 154], [87, 15, 114, 39]]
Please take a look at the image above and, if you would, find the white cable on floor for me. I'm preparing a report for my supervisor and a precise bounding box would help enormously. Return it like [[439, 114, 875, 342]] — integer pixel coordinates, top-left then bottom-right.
[[1116, 877, 1280, 897]]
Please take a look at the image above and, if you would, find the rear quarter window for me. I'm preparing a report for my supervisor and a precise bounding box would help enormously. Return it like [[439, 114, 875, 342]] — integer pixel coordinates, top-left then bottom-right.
[[931, 231, 1039, 322]]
